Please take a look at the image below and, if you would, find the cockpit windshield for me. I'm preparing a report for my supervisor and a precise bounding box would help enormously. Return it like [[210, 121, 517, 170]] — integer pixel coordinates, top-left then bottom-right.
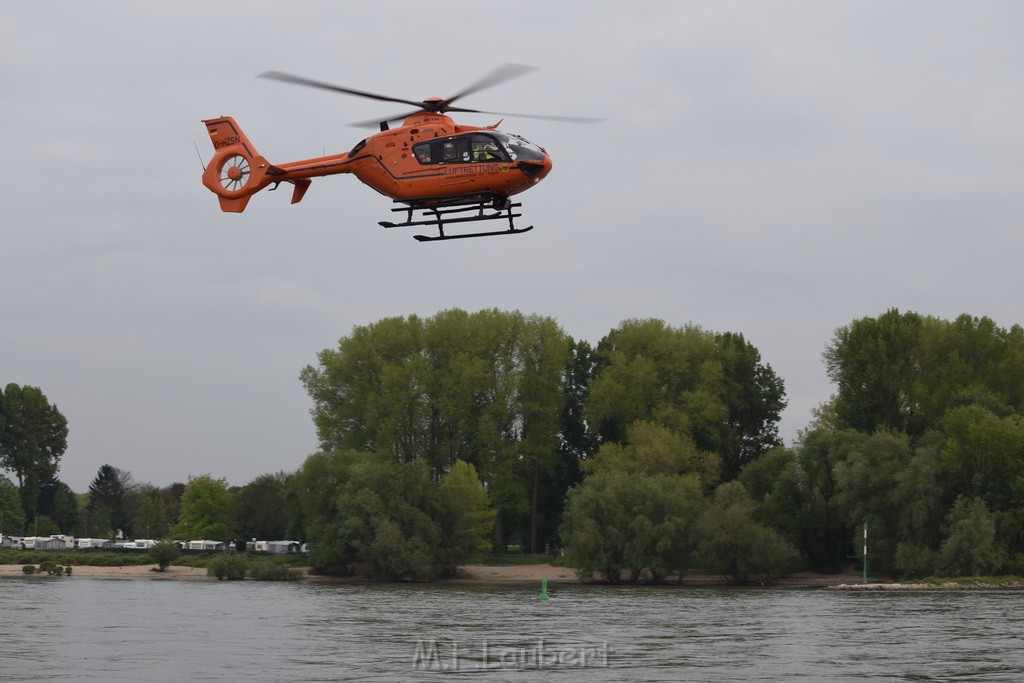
[[493, 133, 546, 163]]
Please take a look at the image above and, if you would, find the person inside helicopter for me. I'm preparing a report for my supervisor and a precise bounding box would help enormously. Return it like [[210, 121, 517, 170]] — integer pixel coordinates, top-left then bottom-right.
[[472, 138, 501, 161]]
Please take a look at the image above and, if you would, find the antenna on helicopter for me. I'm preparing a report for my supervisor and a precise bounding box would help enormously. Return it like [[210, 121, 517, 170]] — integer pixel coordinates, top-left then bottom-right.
[[193, 142, 207, 171]]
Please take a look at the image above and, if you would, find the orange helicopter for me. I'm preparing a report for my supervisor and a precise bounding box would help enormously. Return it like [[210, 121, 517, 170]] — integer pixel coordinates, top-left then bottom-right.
[[201, 64, 598, 242]]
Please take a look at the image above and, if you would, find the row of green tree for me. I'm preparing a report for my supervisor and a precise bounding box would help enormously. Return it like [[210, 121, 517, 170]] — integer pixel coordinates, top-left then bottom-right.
[[0, 463, 296, 545], [3, 308, 1023, 582], [299, 310, 785, 555], [561, 309, 1024, 581]]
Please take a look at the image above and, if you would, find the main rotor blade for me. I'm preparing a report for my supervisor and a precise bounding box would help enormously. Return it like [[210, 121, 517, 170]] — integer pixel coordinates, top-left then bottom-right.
[[261, 65, 603, 128], [442, 63, 538, 108], [445, 106, 604, 124], [347, 107, 603, 128], [258, 71, 425, 109], [347, 110, 426, 129]]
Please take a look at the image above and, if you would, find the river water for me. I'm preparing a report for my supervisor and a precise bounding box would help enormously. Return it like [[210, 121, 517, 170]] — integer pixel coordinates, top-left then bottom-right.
[[2, 577, 1024, 681]]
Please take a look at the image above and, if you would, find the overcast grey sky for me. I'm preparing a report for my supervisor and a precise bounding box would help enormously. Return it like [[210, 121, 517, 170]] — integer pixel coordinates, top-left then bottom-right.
[[2, 1, 1021, 492]]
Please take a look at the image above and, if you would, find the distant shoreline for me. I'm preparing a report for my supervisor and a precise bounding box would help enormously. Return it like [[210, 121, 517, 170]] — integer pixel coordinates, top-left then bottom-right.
[[0, 563, 876, 587], [7, 562, 1017, 588], [827, 580, 1024, 590]]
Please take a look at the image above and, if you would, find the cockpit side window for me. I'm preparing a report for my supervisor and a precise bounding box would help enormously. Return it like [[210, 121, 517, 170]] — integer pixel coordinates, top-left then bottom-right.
[[469, 134, 506, 162]]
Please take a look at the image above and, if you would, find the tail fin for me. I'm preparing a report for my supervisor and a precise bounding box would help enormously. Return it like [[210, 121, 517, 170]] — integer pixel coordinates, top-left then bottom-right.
[[201, 117, 286, 212]]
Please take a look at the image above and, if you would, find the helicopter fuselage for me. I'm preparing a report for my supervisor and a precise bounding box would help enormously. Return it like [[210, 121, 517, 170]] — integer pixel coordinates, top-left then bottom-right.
[[201, 112, 552, 212]]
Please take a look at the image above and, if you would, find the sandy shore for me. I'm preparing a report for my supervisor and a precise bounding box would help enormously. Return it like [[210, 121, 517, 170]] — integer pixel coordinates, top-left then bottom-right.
[[452, 566, 867, 587], [0, 562, 869, 587], [0, 563, 212, 579]]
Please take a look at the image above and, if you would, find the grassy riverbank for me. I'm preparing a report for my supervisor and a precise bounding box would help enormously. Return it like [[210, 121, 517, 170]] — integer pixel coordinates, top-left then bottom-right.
[[0, 548, 305, 570]]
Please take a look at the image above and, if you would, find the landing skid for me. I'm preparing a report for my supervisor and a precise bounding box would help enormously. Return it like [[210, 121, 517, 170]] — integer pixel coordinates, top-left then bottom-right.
[[379, 196, 533, 242], [413, 226, 533, 242]]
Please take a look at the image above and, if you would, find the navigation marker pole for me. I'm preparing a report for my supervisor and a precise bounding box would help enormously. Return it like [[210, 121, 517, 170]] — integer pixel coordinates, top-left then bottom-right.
[[863, 521, 868, 584], [538, 578, 550, 601]]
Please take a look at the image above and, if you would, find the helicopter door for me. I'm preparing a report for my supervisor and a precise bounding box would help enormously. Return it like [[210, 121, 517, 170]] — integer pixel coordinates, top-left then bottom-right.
[[443, 139, 470, 162], [411, 140, 461, 164]]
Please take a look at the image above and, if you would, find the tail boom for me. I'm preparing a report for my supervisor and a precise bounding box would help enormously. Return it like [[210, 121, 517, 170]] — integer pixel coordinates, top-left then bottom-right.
[[201, 117, 342, 213]]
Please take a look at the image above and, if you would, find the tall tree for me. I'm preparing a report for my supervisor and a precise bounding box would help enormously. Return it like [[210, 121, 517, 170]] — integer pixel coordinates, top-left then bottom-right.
[[715, 332, 787, 480], [746, 431, 851, 571], [0, 383, 69, 523], [823, 310, 1024, 572], [516, 314, 570, 552], [0, 475, 27, 535], [558, 339, 599, 466], [439, 460, 495, 555], [87, 465, 136, 538], [132, 484, 171, 539], [170, 475, 235, 541], [824, 310, 1024, 438], [585, 320, 785, 482], [161, 482, 186, 527], [940, 405, 1024, 511], [234, 472, 292, 541], [300, 309, 571, 552], [38, 477, 79, 534], [823, 309, 926, 435]]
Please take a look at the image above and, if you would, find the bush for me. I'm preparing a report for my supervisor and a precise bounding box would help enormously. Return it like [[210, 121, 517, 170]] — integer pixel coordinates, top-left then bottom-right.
[[561, 471, 705, 583], [207, 554, 248, 580], [364, 517, 435, 582], [173, 554, 209, 569], [148, 542, 181, 572], [895, 543, 938, 579], [939, 497, 1003, 577], [248, 561, 303, 581], [31, 561, 70, 576], [295, 453, 461, 579], [1001, 553, 1024, 576], [698, 482, 800, 584]]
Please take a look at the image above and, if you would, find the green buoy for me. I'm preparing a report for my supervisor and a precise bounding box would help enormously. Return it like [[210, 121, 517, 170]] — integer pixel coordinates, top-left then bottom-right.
[[537, 578, 550, 601]]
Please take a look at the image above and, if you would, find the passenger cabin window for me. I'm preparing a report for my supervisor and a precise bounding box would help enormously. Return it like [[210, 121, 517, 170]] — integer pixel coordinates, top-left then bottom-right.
[[413, 143, 432, 164], [412, 134, 507, 166]]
